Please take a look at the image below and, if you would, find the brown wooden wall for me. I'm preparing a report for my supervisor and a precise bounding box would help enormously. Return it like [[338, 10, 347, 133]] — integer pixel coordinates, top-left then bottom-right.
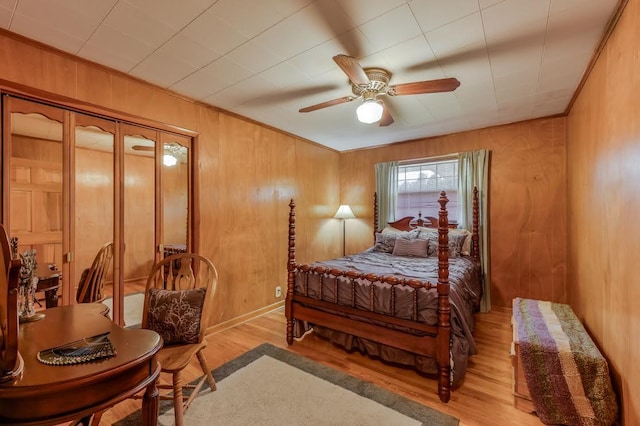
[[0, 30, 341, 327], [339, 117, 568, 309], [566, 1, 639, 423]]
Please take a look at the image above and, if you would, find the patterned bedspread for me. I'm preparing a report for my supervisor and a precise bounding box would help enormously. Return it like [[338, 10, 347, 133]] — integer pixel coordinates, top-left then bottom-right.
[[512, 298, 618, 425], [294, 249, 482, 387]]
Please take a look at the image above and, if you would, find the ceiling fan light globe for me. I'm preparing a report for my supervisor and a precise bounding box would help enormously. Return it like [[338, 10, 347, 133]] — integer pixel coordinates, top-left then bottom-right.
[[356, 100, 383, 124], [163, 154, 178, 167]]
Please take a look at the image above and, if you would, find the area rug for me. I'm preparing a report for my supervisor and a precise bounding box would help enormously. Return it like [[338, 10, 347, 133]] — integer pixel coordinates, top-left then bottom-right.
[[101, 292, 144, 328], [115, 343, 459, 426]]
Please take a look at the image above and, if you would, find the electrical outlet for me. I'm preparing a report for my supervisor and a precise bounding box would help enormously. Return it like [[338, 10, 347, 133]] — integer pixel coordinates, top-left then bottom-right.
[[275, 286, 282, 298]]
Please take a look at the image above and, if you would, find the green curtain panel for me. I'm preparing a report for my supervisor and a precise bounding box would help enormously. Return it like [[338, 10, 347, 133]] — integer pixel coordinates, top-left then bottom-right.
[[458, 149, 491, 312], [374, 161, 399, 229]]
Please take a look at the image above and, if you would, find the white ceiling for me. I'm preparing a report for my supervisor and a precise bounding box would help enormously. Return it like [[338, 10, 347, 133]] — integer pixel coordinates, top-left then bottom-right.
[[0, 0, 620, 152]]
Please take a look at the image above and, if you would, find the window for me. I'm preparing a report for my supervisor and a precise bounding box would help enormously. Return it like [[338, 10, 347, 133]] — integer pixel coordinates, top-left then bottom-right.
[[397, 158, 458, 222]]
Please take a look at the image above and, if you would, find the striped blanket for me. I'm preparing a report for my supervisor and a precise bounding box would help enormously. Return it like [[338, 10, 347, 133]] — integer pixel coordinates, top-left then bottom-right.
[[512, 298, 618, 425]]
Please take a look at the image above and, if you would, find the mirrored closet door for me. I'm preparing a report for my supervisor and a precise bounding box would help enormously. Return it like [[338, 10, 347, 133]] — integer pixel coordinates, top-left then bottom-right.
[[2, 94, 195, 326]]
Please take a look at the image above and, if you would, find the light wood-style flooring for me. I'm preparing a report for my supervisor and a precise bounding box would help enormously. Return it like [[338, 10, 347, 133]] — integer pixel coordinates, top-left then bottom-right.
[[98, 306, 542, 426]]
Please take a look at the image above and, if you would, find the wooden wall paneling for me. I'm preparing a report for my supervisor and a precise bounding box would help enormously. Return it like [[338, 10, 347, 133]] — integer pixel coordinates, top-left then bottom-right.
[[0, 29, 341, 334], [292, 137, 341, 264], [566, 1, 639, 423], [339, 117, 567, 308], [194, 106, 221, 324]]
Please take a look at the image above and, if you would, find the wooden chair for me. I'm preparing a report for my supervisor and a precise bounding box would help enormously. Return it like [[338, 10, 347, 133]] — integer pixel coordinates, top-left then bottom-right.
[[76, 242, 114, 303], [140, 253, 218, 426], [0, 225, 24, 383]]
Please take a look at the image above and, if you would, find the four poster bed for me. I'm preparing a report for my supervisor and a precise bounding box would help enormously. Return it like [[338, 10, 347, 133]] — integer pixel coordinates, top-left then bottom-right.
[[285, 189, 482, 402]]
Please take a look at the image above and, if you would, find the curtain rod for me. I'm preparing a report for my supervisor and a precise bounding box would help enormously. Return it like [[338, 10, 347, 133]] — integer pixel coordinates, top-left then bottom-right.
[[398, 152, 459, 165]]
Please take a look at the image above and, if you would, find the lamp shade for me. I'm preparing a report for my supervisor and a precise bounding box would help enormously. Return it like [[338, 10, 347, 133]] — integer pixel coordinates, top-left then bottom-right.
[[334, 205, 355, 219], [356, 100, 383, 124]]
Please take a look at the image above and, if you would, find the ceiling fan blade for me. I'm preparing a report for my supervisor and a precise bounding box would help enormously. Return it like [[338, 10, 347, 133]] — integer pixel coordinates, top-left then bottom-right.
[[299, 96, 355, 113], [132, 145, 154, 151], [333, 55, 370, 86], [379, 101, 394, 127], [389, 78, 460, 96]]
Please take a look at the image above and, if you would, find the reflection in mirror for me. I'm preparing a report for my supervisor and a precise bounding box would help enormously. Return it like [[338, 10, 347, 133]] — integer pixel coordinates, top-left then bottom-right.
[[74, 123, 114, 304], [10, 112, 63, 310], [122, 133, 156, 326], [162, 140, 189, 257]]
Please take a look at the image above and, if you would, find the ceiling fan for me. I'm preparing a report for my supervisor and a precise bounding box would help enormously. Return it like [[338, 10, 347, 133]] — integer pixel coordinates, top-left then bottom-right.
[[132, 143, 186, 167], [299, 55, 460, 126]]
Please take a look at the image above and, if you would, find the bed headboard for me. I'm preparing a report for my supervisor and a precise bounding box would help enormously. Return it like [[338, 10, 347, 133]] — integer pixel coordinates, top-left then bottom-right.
[[373, 188, 480, 260], [386, 214, 440, 231]]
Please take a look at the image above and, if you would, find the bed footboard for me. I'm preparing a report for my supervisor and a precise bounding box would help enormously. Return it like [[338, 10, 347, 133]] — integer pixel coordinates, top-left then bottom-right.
[[286, 193, 453, 402]]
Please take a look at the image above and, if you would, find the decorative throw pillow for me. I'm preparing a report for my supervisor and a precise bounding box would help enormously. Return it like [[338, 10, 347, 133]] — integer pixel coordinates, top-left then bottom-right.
[[392, 238, 429, 257], [427, 233, 468, 258], [373, 229, 420, 253], [146, 287, 206, 345]]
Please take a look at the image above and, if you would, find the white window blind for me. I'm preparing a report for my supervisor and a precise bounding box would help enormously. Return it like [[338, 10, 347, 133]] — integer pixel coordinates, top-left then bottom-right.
[[397, 159, 458, 221]]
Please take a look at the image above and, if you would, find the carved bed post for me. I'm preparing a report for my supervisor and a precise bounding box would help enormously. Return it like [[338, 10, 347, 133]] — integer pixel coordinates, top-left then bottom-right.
[[471, 187, 480, 260], [436, 191, 451, 403], [373, 192, 379, 243], [285, 199, 296, 345]]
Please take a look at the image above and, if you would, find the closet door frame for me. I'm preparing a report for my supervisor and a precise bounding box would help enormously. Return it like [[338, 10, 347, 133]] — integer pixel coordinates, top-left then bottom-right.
[[1, 86, 200, 325]]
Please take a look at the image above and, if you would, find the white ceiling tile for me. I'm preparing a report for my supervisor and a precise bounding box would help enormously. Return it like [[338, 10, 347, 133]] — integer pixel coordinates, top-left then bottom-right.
[[0, 7, 11, 28], [549, 0, 618, 16], [535, 88, 573, 103], [377, 36, 446, 81], [259, 61, 310, 89], [10, 12, 87, 52], [479, 0, 507, 8], [130, 48, 198, 88], [481, 0, 550, 36], [359, 4, 422, 51], [497, 94, 534, 113], [180, 8, 249, 57], [386, 96, 435, 126], [122, 0, 215, 31], [149, 33, 222, 71], [543, 4, 611, 63], [205, 75, 280, 109], [14, 0, 115, 42], [493, 71, 538, 100], [80, 25, 159, 72], [426, 12, 485, 57], [170, 57, 253, 99], [211, 0, 294, 39], [532, 97, 569, 116], [225, 37, 284, 73], [454, 81, 497, 111], [258, 3, 351, 60], [10, 0, 117, 53], [409, 0, 479, 32], [420, 92, 465, 121], [335, 0, 406, 26], [286, 40, 350, 77], [437, 41, 492, 87], [102, 2, 175, 50]]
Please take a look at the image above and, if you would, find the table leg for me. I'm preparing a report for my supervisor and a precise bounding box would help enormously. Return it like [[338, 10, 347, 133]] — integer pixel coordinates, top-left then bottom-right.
[[141, 374, 159, 426]]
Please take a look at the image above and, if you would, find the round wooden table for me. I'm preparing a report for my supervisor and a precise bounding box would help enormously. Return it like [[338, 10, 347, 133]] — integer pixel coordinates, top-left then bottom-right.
[[0, 303, 162, 425]]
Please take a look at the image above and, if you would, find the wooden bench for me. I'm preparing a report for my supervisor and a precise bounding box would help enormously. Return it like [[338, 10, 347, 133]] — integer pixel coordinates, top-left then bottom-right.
[[510, 298, 618, 425]]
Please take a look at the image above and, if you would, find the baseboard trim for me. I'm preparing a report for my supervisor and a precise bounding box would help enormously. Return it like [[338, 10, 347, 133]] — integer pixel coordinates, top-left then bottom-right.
[[206, 300, 285, 335]]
